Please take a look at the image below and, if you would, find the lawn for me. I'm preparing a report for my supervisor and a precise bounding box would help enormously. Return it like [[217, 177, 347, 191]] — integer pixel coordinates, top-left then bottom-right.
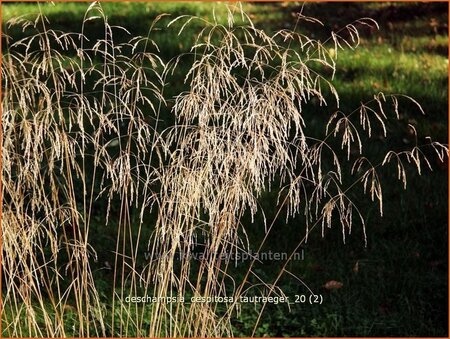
[[1, 1, 448, 337]]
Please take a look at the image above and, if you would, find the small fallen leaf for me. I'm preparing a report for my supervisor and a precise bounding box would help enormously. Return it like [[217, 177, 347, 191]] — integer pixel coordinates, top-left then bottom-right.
[[323, 280, 343, 290], [353, 261, 359, 273]]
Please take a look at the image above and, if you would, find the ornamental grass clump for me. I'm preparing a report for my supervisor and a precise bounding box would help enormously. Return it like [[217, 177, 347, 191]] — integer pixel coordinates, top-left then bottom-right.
[[1, 2, 447, 337]]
